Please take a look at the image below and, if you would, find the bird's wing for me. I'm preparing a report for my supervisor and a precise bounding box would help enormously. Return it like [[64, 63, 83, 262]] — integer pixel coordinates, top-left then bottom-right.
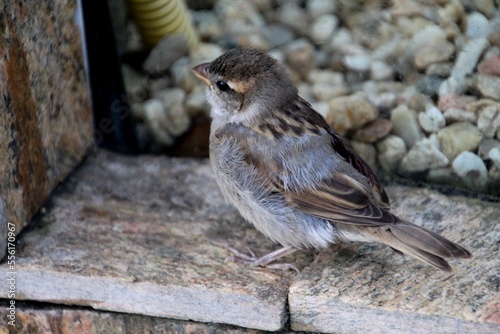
[[282, 171, 398, 226], [242, 97, 393, 227]]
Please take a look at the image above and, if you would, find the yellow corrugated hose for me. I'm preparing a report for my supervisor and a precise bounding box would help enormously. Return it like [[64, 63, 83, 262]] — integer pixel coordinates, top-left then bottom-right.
[[129, 0, 199, 48]]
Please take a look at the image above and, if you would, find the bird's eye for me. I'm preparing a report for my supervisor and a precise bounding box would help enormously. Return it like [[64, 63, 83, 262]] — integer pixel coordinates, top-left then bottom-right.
[[216, 80, 231, 92]]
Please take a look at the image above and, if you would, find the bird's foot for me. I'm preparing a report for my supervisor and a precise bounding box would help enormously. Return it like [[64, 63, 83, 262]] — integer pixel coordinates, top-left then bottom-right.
[[224, 244, 299, 273]]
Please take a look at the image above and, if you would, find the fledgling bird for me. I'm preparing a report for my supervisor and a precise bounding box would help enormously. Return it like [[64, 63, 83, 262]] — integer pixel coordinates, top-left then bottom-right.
[[192, 46, 471, 272]]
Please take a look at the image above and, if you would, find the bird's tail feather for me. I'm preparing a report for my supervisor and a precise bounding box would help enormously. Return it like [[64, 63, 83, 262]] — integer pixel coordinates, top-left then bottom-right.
[[340, 222, 472, 271]]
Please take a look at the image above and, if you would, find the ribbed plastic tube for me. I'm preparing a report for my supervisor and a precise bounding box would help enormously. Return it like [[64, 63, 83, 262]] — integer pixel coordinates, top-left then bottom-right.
[[129, 0, 199, 48]]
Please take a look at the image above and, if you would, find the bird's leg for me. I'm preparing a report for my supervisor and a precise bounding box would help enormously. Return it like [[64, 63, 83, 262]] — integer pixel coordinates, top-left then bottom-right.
[[224, 244, 299, 272]]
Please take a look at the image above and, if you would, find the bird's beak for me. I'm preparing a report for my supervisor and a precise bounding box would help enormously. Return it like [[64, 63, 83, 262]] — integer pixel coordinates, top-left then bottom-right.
[[192, 62, 211, 87]]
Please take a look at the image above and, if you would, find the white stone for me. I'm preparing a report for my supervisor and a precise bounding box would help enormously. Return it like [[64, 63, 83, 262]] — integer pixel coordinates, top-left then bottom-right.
[[489, 148, 500, 168], [376, 135, 407, 173], [466, 12, 491, 39], [370, 61, 394, 81], [171, 57, 197, 92], [438, 76, 468, 96], [418, 107, 446, 133], [309, 14, 338, 44], [451, 37, 490, 79], [267, 49, 285, 63], [477, 104, 500, 138], [331, 28, 355, 54], [443, 108, 478, 124], [143, 99, 174, 146], [276, 3, 308, 35], [185, 91, 209, 117], [476, 75, 500, 100], [344, 53, 372, 72], [311, 83, 348, 102], [391, 105, 424, 149], [306, 0, 337, 18], [307, 69, 344, 85], [400, 138, 449, 173], [156, 88, 190, 137], [452, 151, 488, 191], [191, 43, 224, 65], [311, 101, 330, 118]]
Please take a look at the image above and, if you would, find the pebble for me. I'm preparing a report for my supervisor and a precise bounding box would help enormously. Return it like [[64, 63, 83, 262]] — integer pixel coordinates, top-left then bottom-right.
[[450, 37, 490, 79], [353, 118, 393, 143], [370, 60, 395, 81], [185, 91, 209, 118], [309, 14, 339, 44], [418, 107, 446, 133], [143, 34, 189, 76], [156, 88, 191, 137], [307, 69, 344, 85], [306, 0, 337, 18], [452, 151, 488, 191], [326, 93, 379, 135], [146, 77, 173, 97], [369, 92, 397, 111], [425, 62, 453, 77], [414, 41, 455, 69], [439, 75, 469, 96], [376, 135, 407, 173], [311, 83, 349, 102], [311, 101, 330, 118], [400, 138, 449, 173], [438, 94, 476, 112], [411, 24, 448, 51], [478, 138, 500, 160], [489, 147, 500, 168], [478, 55, 500, 75], [390, 105, 424, 149], [170, 57, 197, 93], [284, 38, 316, 78], [192, 11, 223, 40], [466, 12, 491, 39], [143, 99, 174, 146], [276, 3, 309, 35], [350, 141, 377, 170], [470, 0, 497, 18], [191, 43, 224, 65], [415, 76, 444, 97], [344, 53, 372, 72], [437, 122, 484, 160], [443, 107, 477, 124], [264, 24, 295, 48], [489, 30, 500, 47], [476, 103, 500, 138], [476, 74, 500, 100]]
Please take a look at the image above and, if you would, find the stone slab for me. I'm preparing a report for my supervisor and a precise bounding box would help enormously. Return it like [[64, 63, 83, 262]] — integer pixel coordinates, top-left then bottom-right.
[[0, 149, 498, 332], [289, 186, 500, 333], [0, 301, 261, 334], [0, 0, 93, 258], [0, 150, 310, 331]]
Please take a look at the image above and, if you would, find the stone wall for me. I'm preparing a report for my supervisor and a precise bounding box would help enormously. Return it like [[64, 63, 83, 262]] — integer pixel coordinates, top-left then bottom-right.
[[0, 0, 93, 258]]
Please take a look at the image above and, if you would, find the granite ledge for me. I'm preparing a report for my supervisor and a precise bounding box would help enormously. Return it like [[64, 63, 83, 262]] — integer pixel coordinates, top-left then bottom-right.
[[0, 149, 498, 333]]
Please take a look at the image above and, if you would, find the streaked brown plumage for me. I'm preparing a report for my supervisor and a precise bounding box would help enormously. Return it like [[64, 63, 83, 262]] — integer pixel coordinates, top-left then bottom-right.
[[193, 46, 472, 272]]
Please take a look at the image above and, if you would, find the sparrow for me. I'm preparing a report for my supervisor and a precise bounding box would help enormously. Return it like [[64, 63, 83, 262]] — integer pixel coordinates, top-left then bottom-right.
[[192, 46, 472, 272]]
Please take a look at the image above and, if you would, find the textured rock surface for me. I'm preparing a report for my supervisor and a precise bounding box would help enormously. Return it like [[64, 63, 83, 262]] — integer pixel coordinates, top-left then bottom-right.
[[0, 302, 260, 334], [0, 150, 498, 333], [289, 185, 499, 333], [0, 0, 93, 259], [0, 150, 307, 331]]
